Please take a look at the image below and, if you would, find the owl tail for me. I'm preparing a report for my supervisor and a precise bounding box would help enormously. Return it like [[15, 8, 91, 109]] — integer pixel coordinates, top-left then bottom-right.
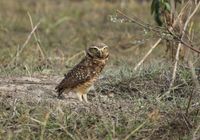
[[55, 79, 66, 97], [55, 86, 64, 97]]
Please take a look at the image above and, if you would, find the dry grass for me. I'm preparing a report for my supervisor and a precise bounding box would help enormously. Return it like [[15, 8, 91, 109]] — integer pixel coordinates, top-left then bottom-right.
[[0, 0, 200, 140], [0, 64, 199, 140]]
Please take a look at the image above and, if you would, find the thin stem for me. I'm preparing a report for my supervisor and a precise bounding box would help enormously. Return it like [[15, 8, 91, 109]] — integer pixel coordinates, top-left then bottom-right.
[[134, 38, 162, 71]]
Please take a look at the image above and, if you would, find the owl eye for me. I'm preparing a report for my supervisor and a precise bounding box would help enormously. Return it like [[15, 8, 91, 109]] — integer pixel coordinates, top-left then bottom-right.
[[103, 47, 108, 51], [89, 47, 98, 54]]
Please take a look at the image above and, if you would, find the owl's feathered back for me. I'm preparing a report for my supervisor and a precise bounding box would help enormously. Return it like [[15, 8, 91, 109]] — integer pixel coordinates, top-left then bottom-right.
[[55, 56, 106, 95], [55, 43, 109, 100]]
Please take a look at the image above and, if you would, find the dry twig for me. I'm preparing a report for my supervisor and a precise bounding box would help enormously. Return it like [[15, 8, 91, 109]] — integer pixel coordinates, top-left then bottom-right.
[[134, 38, 162, 71], [164, 1, 200, 99], [116, 9, 200, 54], [117, 1, 200, 100], [27, 12, 46, 60], [11, 21, 41, 65]]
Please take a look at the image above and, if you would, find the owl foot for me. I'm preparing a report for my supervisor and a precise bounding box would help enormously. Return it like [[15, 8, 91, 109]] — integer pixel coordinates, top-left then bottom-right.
[[77, 93, 83, 102], [83, 94, 90, 103], [57, 94, 65, 99]]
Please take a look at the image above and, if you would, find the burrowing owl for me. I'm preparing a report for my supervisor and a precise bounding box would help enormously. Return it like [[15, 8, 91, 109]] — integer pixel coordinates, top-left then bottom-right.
[[55, 43, 109, 103]]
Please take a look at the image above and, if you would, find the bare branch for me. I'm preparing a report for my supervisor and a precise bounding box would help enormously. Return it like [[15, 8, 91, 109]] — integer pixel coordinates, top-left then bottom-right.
[[116, 9, 200, 54], [134, 38, 162, 71]]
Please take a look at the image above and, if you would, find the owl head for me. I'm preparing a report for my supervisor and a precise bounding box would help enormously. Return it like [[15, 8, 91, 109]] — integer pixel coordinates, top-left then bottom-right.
[[86, 42, 109, 60]]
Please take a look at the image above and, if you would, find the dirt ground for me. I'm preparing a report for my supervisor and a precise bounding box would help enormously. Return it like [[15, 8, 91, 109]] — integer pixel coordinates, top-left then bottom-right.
[[0, 71, 199, 139]]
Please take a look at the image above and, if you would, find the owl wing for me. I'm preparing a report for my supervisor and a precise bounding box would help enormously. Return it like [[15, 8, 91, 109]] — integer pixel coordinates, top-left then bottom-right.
[[55, 60, 92, 96]]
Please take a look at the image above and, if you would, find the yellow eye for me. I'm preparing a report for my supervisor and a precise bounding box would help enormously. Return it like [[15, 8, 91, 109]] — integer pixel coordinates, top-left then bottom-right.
[[102, 47, 108, 53], [103, 47, 108, 51]]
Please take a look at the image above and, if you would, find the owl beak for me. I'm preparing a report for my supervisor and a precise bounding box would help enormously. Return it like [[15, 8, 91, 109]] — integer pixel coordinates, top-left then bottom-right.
[[99, 51, 103, 58], [101, 47, 109, 59], [105, 54, 109, 59]]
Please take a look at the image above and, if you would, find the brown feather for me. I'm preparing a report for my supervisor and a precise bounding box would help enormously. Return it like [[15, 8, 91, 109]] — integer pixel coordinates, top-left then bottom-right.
[[55, 56, 106, 96]]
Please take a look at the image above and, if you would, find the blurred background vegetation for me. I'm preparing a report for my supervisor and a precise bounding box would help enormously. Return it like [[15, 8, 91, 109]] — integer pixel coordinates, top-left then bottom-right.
[[1, 0, 200, 76], [0, 0, 167, 76]]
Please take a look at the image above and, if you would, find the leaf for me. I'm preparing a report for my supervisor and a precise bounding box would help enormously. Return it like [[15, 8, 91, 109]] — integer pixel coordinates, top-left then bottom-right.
[[164, 2, 171, 11], [155, 13, 163, 26], [154, 0, 163, 26], [151, 0, 156, 14], [151, 0, 159, 14], [150, 0, 165, 26]]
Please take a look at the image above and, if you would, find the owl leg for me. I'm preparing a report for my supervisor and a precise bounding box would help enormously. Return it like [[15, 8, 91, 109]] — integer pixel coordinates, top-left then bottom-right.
[[82, 94, 89, 103], [77, 92, 83, 102]]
